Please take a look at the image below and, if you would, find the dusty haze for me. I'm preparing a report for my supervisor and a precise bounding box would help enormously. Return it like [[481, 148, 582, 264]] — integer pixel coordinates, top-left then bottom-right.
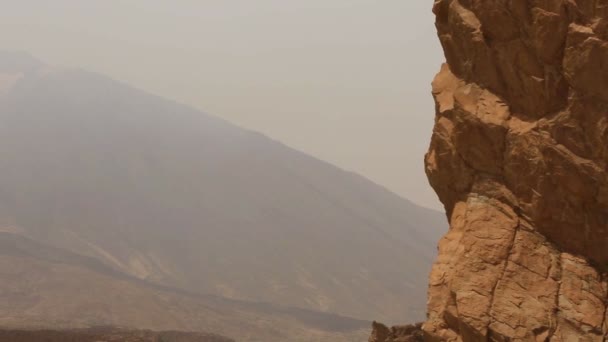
[[0, 0, 444, 209], [0, 47, 446, 340]]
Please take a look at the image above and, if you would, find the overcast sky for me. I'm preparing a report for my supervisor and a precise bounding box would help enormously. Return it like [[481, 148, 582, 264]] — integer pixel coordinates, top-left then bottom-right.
[[0, 0, 444, 209]]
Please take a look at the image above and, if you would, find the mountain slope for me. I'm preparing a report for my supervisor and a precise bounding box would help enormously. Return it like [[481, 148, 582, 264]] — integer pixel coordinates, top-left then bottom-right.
[[0, 51, 446, 325], [0, 232, 369, 341]]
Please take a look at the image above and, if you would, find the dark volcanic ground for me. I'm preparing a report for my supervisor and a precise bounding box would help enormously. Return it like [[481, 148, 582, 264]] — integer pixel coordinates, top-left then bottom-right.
[[0, 327, 234, 342]]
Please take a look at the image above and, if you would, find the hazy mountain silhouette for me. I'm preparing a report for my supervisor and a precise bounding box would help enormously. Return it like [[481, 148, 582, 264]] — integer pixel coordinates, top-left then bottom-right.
[[0, 51, 446, 338]]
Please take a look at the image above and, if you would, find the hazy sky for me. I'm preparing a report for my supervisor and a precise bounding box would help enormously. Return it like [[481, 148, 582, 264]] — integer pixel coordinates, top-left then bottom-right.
[[0, 1, 444, 209]]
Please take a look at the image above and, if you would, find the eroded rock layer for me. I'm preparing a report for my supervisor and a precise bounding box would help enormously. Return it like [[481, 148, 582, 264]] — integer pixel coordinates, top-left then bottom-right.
[[425, 1, 608, 341]]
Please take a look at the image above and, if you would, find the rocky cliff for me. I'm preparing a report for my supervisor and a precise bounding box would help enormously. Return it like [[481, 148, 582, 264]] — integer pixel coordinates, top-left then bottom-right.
[[424, 0, 608, 341]]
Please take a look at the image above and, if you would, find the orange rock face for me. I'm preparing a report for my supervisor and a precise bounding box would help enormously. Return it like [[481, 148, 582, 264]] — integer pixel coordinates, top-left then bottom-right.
[[368, 322, 424, 342], [425, 1, 608, 341]]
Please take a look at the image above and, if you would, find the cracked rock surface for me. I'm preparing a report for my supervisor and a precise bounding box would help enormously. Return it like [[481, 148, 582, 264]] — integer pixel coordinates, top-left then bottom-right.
[[424, 0, 608, 341]]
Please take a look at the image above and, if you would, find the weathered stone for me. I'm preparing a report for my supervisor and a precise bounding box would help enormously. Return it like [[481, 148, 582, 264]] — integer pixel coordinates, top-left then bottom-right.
[[369, 322, 424, 342], [425, 0, 608, 340]]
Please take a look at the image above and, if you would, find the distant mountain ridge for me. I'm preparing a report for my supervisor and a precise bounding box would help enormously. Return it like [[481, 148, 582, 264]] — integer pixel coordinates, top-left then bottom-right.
[[0, 52, 446, 340]]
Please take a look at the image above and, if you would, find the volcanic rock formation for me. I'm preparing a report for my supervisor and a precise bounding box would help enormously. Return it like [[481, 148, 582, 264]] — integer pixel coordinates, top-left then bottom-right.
[[424, 0, 608, 341]]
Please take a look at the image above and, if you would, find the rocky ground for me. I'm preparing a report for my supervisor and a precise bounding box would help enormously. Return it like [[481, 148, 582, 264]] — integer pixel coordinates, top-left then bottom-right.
[[0, 327, 234, 342], [368, 322, 424, 342]]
